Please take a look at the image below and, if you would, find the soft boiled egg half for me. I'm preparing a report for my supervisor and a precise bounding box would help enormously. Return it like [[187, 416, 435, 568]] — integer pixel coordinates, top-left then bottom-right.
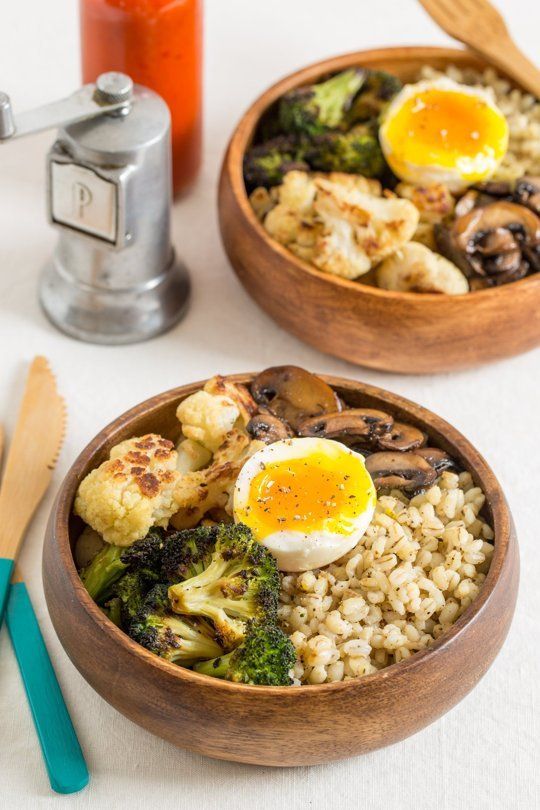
[[233, 437, 376, 572], [379, 78, 508, 192]]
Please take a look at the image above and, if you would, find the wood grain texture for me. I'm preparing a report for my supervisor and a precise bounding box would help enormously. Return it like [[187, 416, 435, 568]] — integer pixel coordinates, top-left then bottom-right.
[[418, 0, 540, 98], [218, 47, 540, 374], [42, 375, 519, 766], [0, 357, 65, 561]]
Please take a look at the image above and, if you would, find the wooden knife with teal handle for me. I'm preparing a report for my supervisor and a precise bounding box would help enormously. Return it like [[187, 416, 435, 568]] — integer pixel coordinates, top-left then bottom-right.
[[0, 358, 89, 793], [0, 358, 66, 626]]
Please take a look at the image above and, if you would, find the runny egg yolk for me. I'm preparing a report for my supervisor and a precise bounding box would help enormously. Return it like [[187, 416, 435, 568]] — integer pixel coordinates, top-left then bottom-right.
[[241, 451, 373, 537], [234, 438, 376, 571], [381, 81, 508, 188]]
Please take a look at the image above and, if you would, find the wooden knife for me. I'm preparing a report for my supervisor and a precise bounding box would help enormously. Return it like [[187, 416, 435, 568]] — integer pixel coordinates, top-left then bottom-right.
[[0, 356, 65, 623], [0, 359, 88, 793]]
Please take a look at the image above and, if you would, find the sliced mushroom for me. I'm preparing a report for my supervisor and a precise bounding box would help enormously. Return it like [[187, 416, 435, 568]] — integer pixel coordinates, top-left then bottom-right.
[[434, 223, 474, 276], [471, 180, 513, 198], [471, 227, 524, 277], [454, 190, 481, 219], [468, 258, 529, 288], [298, 408, 393, 445], [472, 177, 540, 217], [377, 422, 427, 452], [455, 188, 508, 219], [454, 202, 540, 252], [475, 227, 519, 256], [514, 177, 540, 216], [415, 447, 457, 473], [523, 243, 540, 272], [247, 412, 293, 443], [436, 200, 540, 285], [366, 451, 437, 492], [251, 366, 341, 430]]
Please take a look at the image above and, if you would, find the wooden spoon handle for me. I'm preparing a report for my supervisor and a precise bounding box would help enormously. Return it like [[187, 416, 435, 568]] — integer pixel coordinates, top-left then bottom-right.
[[478, 37, 540, 98]]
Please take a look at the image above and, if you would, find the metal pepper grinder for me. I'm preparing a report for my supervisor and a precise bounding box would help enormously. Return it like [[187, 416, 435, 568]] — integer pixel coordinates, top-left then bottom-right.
[[0, 73, 190, 344]]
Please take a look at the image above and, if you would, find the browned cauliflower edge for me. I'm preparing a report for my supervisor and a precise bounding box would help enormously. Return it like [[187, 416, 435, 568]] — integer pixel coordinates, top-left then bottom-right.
[[74, 434, 181, 547]]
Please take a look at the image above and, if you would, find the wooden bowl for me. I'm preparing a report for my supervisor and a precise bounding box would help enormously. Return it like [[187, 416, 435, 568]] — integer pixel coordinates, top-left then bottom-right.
[[43, 374, 519, 766], [218, 47, 540, 374]]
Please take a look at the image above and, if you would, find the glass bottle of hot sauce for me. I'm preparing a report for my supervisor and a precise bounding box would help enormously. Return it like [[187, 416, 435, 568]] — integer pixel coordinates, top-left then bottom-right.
[[80, 0, 203, 196]]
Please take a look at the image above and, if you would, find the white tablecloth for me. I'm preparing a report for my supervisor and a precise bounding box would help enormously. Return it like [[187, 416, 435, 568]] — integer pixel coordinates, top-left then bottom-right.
[[0, 1, 538, 806]]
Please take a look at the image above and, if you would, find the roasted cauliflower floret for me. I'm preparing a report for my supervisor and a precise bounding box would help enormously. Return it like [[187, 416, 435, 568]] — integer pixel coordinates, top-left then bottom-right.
[[396, 182, 455, 224], [264, 206, 305, 246], [311, 177, 419, 278], [396, 182, 455, 250], [74, 434, 181, 547], [262, 171, 322, 247], [319, 172, 382, 196], [259, 170, 416, 278], [376, 241, 469, 294], [171, 431, 264, 530], [249, 186, 276, 221], [261, 171, 383, 249], [176, 438, 212, 474], [203, 376, 258, 427], [176, 390, 239, 453], [277, 170, 318, 213], [412, 220, 438, 250]]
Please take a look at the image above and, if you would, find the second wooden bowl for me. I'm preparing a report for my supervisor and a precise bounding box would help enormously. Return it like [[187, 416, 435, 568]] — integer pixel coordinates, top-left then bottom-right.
[[42, 374, 519, 766], [218, 47, 540, 373]]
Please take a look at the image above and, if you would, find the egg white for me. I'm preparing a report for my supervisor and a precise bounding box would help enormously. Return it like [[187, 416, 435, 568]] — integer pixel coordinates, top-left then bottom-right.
[[380, 77, 508, 192], [233, 437, 376, 572]]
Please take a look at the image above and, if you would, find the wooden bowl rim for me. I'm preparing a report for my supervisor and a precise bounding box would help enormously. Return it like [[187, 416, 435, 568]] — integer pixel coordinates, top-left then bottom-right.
[[224, 44, 540, 303], [51, 373, 513, 696]]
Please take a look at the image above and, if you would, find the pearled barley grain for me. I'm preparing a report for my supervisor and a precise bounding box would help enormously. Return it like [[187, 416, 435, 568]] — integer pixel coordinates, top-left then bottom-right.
[[279, 473, 494, 684]]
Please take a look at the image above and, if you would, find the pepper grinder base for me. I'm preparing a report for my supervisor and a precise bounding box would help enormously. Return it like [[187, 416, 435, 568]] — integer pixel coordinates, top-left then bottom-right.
[[39, 252, 190, 345]]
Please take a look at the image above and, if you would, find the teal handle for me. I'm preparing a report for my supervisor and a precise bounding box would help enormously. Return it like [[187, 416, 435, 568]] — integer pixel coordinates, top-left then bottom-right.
[[6, 582, 89, 794], [0, 556, 14, 626]]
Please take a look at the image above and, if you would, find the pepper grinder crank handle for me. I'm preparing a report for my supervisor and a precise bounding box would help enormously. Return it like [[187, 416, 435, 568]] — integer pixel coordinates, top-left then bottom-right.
[[0, 73, 190, 344]]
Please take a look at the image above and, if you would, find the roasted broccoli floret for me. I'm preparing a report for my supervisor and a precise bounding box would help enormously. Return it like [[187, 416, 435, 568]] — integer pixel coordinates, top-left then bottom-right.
[[80, 528, 171, 602], [159, 525, 216, 582], [113, 569, 160, 623], [80, 529, 168, 604], [243, 135, 308, 191], [168, 523, 280, 648], [79, 543, 126, 602], [279, 69, 365, 137], [129, 584, 223, 664], [347, 69, 402, 123], [194, 621, 295, 686], [122, 524, 215, 583], [119, 527, 169, 574], [305, 123, 385, 176], [102, 596, 122, 627]]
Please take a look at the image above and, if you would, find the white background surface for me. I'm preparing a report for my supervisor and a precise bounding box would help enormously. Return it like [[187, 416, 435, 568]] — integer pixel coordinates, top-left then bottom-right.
[[0, 1, 539, 807]]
